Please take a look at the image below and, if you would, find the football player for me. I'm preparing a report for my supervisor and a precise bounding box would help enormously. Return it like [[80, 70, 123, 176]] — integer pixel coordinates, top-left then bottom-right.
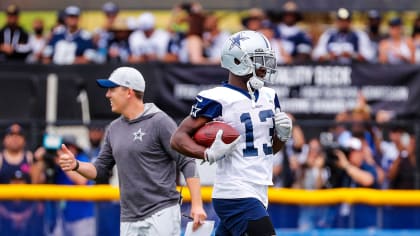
[[171, 30, 293, 236]]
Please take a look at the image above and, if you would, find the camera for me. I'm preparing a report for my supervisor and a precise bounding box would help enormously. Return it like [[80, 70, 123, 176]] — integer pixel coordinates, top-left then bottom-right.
[[319, 132, 350, 162], [319, 132, 350, 188], [43, 134, 62, 151], [42, 134, 63, 184]]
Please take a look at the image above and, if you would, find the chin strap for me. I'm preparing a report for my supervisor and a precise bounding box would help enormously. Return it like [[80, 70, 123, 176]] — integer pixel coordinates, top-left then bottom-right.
[[246, 80, 256, 108], [246, 64, 265, 108]]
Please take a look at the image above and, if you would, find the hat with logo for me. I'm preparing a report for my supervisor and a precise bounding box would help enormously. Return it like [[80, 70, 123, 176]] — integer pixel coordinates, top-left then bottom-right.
[[97, 67, 146, 92], [64, 5, 81, 17], [6, 4, 20, 15]]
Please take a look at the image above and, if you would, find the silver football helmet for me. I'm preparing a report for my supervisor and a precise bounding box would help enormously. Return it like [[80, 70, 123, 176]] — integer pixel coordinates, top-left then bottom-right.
[[221, 30, 277, 90]]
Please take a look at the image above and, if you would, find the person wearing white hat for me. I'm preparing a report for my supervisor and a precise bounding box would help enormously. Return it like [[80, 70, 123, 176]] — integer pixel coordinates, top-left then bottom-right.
[[57, 67, 207, 235], [335, 137, 379, 188], [128, 12, 170, 62]]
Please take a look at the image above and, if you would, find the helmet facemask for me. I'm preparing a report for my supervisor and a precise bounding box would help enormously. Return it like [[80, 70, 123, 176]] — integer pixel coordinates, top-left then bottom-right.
[[242, 49, 277, 90]]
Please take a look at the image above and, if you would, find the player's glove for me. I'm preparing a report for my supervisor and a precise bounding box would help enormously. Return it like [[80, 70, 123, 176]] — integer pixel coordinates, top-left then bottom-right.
[[274, 108, 292, 142], [205, 130, 241, 165]]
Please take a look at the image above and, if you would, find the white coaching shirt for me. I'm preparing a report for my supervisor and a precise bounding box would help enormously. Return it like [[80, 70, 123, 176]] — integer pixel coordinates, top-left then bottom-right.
[[190, 83, 281, 207]]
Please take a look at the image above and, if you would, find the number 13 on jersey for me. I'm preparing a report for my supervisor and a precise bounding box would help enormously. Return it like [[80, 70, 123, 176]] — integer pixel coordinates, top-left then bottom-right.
[[240, 109, 275, 157]]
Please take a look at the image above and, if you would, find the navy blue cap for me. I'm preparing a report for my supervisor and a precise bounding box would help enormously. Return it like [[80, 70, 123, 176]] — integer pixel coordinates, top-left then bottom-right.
[[368, 10, 381, 19], [389, 17, 402, 26]]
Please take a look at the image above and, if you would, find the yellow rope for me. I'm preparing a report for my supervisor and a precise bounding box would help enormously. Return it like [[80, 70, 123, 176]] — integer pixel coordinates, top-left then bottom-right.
[[1, 185, 420, 206]]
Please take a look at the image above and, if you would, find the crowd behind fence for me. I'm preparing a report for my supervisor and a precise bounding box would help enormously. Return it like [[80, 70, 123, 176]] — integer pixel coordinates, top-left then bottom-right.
[[4, 1, 420, 66]]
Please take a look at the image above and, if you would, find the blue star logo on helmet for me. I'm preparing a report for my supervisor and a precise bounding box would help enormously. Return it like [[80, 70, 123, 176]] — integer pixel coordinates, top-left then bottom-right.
[[229, 32, 250, 50]]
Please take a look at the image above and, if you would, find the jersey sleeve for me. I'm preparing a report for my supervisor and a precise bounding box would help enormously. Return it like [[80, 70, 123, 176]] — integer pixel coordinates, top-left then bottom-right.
[[190, 94, 222, 119]]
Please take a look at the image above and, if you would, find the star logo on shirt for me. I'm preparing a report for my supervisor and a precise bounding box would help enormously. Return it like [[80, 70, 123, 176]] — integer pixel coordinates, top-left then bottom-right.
[[229, 32, 250, 50], [190, 104, 201, 118], [133, 128, 146, 142]]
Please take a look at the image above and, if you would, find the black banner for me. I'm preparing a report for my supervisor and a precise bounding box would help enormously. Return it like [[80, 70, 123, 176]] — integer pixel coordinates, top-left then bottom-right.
[[156, 63, 420, 120], [0, 63, 419, 123]]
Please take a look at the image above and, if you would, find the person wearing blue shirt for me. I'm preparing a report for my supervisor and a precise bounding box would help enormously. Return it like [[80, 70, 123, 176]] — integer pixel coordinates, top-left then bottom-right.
[[43, 5, 96, 65], [54, 135, 95, 236], [333, 137, 379, 228], [272, 1, 313, 63], [313, 8, 374, 64]]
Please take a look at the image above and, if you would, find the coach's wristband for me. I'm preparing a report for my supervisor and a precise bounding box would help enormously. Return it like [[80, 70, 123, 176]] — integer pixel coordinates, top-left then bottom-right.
[[72, 160, 80, 171]]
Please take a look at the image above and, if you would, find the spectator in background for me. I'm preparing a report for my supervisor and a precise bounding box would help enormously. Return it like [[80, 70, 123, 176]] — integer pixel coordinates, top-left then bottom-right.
[[52, 136, 95, 236], [0, 4, 31, 62], [51, 9, 66, 34], [163, 2, 190, 62], [86, 125, 105, 163], [296, 138, 328, 190], [378, 17, 415, 64], [273, 114, 305, 188], [259, 19, 293, 64], [377, 125, 400, 188], [412, 16, 420, 63], [313, 8, 374, 64], [366, 10, 386, 63], [0, 123, 43, 184], [334, 137, 380, 228], [271, 1, 313, 63], [164, 1, 214, 64], [107, 17, 134, 63], [296, 138, 329, 230], [93, 2, 119, 63], [241, 8, 265, 31], [387, 127, 416, 189], [43, 6, 96, 65], [350, 97, 385, 185], [129, 12, 170, 63], [85, 124, 119, 236], [177, 10, 212, 64], [383, 125, 418, 229], [331, 111, 352, 147], [26, 18, 47, 63], [0, 171, 38, 236], [0, 123, 45, 235], [202, 13, 230, 64]]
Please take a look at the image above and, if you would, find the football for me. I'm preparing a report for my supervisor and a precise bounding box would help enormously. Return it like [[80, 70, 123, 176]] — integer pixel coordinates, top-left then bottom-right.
[[193, 121, 240, 147]]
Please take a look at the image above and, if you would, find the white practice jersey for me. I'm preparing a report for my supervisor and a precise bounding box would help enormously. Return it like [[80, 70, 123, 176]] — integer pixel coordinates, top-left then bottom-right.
[[190, 83, 281, 206]]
